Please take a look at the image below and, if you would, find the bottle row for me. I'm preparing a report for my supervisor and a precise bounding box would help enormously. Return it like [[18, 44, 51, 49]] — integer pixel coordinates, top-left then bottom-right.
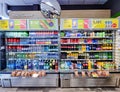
[[7, 53, 59, 59], [60, 60, 115, 70], [5, 31, 58, 37], [7, 46, 58, 52], [60, 31, 112, 38], [61, 52, 113, 59], [7, 59, 58, 70], [61, 44, 113, 51], [61, 38, 113, 44], [5, 31, 113, 38], [6, 38, 58, 45]]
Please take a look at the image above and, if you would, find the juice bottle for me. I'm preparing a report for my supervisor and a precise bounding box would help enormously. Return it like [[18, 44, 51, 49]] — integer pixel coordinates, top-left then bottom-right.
[[88, 59, 92, 70]]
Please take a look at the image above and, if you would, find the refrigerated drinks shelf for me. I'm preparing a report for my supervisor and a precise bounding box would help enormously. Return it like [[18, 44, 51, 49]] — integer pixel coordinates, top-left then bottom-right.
[[6, 44, 58, 46], [6, 36, 58, 38], [61, 50, 113, 53], [61, 43, 113, 44], [61, 59, 113, 61], [61, 37, 113, 39]]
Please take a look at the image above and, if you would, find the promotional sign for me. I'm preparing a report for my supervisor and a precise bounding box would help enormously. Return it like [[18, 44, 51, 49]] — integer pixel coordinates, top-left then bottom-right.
[[29, 19, 58, 30], [63, 19, 72, 29], [61, 18, 90, 30], [9, 19, 27, 30], [104, 19, 118, 28], [0, 20, 9, 30], [92, 19, 119, 29]]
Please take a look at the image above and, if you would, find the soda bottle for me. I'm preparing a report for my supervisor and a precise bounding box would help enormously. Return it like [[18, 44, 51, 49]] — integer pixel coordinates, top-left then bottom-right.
[[55, 60, 58, 70]]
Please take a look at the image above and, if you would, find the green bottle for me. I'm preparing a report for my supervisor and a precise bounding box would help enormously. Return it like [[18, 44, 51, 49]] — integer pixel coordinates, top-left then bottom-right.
[[60, 32, 65, 37]]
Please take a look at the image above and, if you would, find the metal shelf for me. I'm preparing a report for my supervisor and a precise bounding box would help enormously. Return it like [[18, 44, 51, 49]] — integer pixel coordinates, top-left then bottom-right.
[[7, 52, 59, 54], [61, 50, 113, 53], [61, 43, 113, 45], [6, 36, 58, 38], [61, 51, 84, 53], [6, 44, 58, 46], [61, 37, 113, 39], [7, 58, 59, 60], [85, 50, 113, 52], [61, 59, 113, 61]]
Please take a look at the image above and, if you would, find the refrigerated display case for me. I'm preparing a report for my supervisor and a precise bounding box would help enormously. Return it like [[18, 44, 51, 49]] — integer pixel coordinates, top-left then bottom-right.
[[60, 18, 119, 87], [0, 19, 59, 87], [0, 18, 120, 88]]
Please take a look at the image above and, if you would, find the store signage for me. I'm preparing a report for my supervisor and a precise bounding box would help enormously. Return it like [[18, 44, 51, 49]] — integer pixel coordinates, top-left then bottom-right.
[[92, 19, 119, 29], [62, 19, 89, 30], [9, 19, 27, 30], [0, 20, 9, 30], [29, 19, 58, 30]]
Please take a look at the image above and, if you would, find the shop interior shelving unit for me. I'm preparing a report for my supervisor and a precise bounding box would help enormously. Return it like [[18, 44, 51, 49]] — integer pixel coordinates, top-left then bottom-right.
[[60, 18, 118, 87], [0, 18, 119, 88], [0, 19, 59, 87]]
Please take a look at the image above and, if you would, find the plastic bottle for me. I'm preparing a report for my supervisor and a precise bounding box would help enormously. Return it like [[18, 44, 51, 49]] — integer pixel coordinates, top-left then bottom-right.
[[88, 60, 92, 70]]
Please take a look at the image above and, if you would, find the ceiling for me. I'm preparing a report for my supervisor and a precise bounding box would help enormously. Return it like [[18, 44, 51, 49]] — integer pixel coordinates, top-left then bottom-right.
[[0, 0, 108, 5]]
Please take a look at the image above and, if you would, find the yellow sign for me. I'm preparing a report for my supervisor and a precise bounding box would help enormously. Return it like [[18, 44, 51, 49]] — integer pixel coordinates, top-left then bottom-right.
[[0, 20, 9, 30], [63, 19, 72, 29], [104, 19, 118, 28], [92, 19, 105, 29], [78, 19, 84, 29], [92, 19, 119, 29]]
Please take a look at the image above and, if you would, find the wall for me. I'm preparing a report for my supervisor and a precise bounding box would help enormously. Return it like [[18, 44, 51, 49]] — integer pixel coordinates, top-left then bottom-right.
[[9, 10, 111, 19], [105, 0, 120, 17]]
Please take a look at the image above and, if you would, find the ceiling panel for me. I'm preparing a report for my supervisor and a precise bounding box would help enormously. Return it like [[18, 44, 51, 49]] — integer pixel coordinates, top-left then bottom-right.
[[58, 0, 69, 5], [0, 0, 108, 5], [99, 0, 108, 4], [23, 0, 40, 4], [84, 0, 99, 4], [69, 0, 84, 4]]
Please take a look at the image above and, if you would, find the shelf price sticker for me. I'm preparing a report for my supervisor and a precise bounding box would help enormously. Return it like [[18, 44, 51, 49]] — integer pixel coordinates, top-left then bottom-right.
[[29, 19, 57, 30], [0, 20, 9, 30], [9, 19, 27, 30]]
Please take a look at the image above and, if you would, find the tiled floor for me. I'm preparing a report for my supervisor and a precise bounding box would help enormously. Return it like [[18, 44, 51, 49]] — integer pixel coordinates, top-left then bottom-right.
[[0, 87, 120, 92]]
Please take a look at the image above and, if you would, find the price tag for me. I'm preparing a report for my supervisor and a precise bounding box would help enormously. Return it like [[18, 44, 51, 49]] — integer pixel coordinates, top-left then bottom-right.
[[0, 20, 9, 30]]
